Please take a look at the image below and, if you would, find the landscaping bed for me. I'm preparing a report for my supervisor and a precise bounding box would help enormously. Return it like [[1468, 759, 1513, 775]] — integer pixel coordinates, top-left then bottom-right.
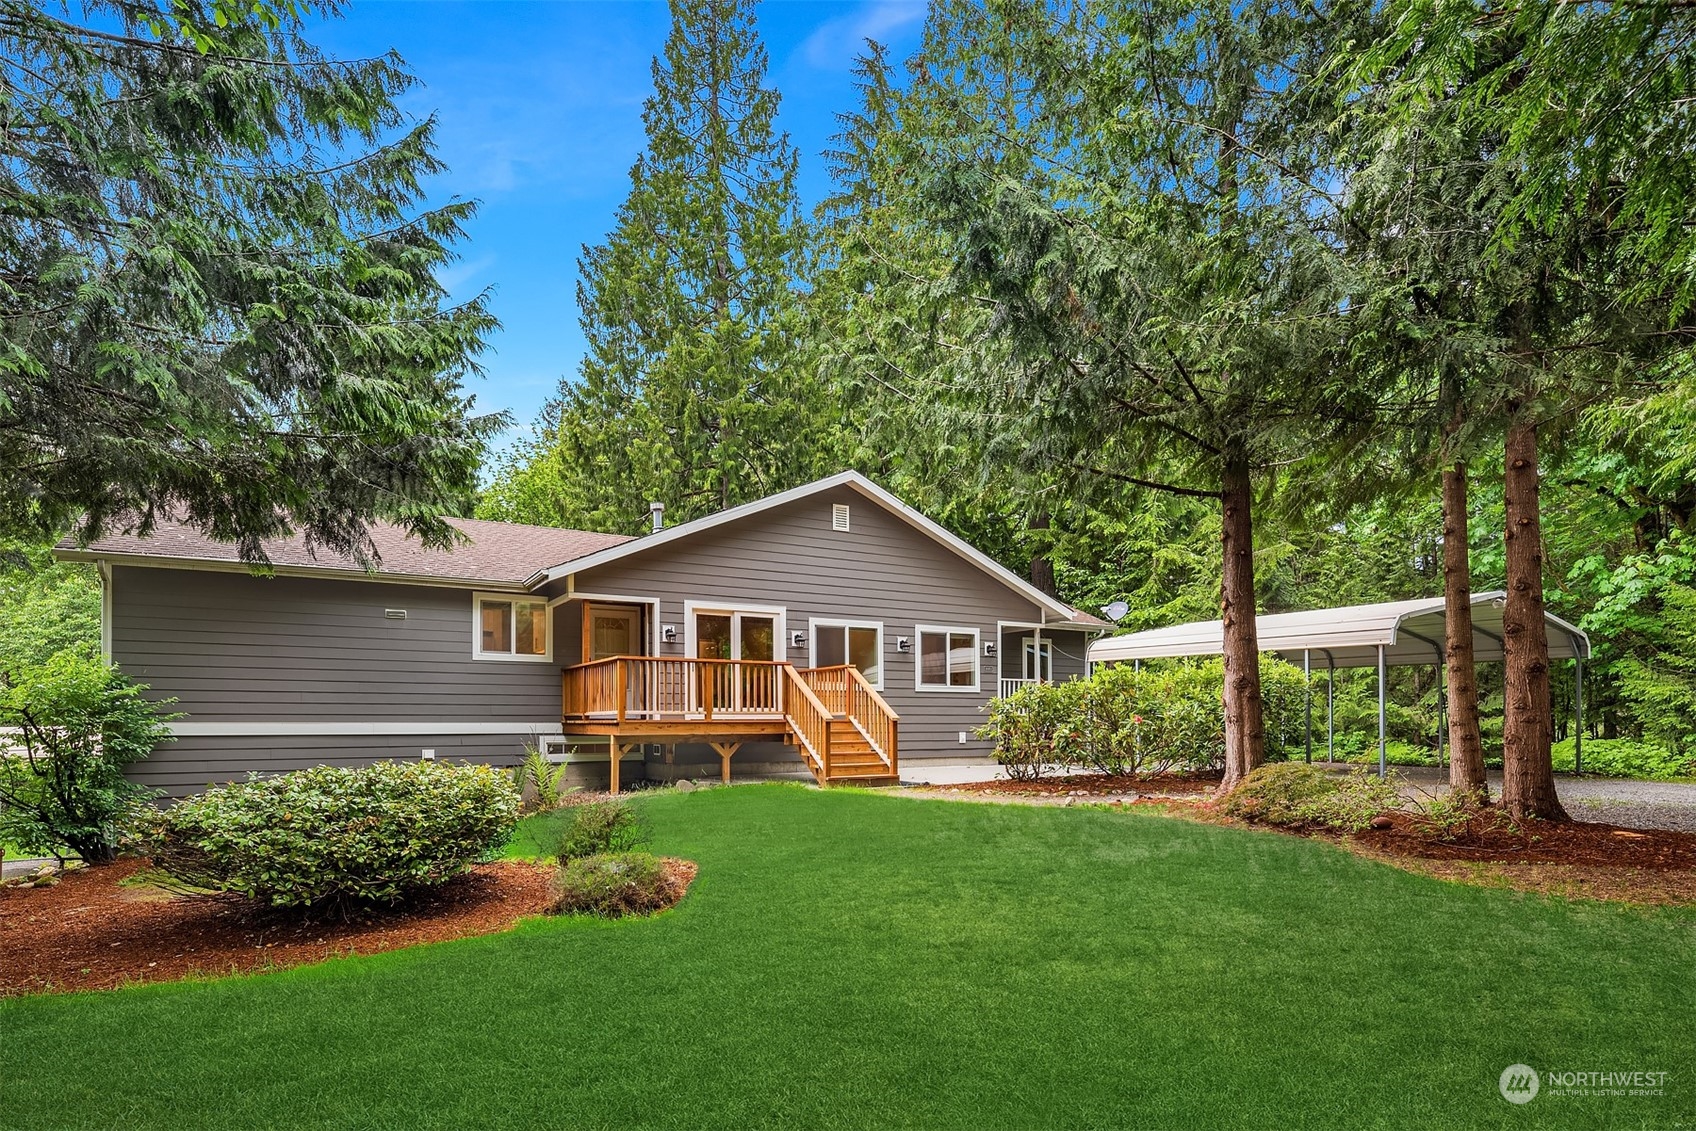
[[0, 858, 556, 996], [925, 770, 1224, 797]]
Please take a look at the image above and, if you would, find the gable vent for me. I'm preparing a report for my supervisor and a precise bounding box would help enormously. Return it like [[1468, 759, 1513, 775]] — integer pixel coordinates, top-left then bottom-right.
[[832, 503, 851, 532]]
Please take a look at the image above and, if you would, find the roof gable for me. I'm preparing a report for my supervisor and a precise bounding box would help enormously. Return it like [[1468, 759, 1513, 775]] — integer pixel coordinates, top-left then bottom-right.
[[539, 471, 1103, 626]]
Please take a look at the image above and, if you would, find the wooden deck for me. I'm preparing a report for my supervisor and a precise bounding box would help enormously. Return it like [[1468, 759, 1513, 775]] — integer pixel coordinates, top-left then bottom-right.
[[561, 657, 899, 791]]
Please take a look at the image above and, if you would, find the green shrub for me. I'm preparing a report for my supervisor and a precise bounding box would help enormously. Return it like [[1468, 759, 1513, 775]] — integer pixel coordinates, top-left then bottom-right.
[[552, 851, 679, 917], [553, 799, 646, 861], [1221, 763, 1402, 831], [137, 760, 519, 914], [1551, 737, 1696, 780], [1297, 771, 1404, 832], [0, 651, 173, 863], [1221, 762, 1338, 824], [979, 656, 1312, 777]]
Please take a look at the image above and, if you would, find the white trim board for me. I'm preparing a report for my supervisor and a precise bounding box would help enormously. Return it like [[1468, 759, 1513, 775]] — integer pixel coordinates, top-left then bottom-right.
[[58, 550, 534, 592], [536, 471, 1096, 625], [169, 722, 565, 738]]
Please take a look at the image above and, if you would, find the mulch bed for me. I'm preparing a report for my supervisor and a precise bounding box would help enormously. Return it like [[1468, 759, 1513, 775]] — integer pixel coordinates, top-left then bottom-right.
[[1154, 800, 1696, 905], [0, 858, 556, 997], [930, 770, 1225, 797]]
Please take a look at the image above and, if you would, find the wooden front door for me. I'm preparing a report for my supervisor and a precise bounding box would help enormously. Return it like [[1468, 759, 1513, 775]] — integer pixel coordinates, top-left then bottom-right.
[[585, 604, 642, 661]]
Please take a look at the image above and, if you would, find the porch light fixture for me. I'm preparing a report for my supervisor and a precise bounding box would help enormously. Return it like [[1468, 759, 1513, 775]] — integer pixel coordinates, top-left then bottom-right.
[[983, 641, 997, 656], [896, 636, 910, 652], [791, 631, 806, 649], [662, 624, 678, 643]]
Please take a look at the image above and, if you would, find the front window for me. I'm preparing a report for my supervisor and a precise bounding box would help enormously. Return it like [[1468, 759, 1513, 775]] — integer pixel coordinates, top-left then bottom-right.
[[917, 626, 979, 691], [476, 595, 549, 660], [812, 621, 883, 688]]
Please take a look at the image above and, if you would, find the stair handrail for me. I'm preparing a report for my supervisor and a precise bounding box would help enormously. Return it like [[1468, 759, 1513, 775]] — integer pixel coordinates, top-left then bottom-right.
[[842, 666, 899, 772], [781, 664, 834, 780]]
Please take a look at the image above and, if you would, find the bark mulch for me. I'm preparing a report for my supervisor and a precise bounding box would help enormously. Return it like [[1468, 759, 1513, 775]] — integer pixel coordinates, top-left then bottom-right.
[[1161, 801, 1696, 906], [929, 770, 1225, 797], [0, 858, 556, 997]]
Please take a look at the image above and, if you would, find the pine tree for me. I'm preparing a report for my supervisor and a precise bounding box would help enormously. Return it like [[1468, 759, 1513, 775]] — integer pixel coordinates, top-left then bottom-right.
[[495, 0, 832, 532], [0, 0, 500, 563]]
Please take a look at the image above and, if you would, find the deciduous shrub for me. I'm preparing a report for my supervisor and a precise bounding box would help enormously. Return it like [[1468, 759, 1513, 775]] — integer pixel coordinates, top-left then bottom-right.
[[1221, 763, 1402, 832], [979, 657, 1311, 778], [0, 651, 172, 862], [552, 851, 680, 917], [553, 799, 646, 861], [138, 760, 518, 914]]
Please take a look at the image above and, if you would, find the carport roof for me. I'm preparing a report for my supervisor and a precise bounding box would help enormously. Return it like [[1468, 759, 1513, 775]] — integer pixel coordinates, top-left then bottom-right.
[[1087, 592, 1590, 669]]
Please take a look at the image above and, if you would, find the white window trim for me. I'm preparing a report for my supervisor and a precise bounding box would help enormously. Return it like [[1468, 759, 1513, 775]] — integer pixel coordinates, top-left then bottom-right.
[[472, 591, 555, 663], [682, 600, 787, 662], [1023, 637, 1054, 681], [808, 618, 885, 690], [914, 623, 982, 693]]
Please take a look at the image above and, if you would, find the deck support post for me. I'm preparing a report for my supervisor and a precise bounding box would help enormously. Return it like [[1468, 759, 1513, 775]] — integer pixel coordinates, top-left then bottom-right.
[[710, 741, 742, 784], [610, 740, 633, 795]]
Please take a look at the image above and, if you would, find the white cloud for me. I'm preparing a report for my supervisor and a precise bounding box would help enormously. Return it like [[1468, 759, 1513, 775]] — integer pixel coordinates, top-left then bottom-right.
[[800, 0, 925, 71], [435, 253, 497, 298]]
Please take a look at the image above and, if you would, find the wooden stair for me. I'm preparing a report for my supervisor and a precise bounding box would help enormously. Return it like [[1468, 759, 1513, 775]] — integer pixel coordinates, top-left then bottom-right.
[[820, 718, 899, 785]]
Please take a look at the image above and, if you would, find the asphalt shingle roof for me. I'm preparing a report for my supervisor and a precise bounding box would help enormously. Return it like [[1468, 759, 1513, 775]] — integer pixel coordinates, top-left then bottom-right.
[[61, 516, 632, 586]]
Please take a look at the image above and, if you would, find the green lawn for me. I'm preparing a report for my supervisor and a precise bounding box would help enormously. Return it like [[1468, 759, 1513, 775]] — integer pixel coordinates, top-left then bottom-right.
[[3, 785, 1692, 1129]]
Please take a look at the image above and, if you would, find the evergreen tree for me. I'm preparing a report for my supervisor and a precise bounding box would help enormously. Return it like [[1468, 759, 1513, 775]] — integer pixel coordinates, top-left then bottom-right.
[[1, 0, 500, 563], [490, 0, 831, 532]]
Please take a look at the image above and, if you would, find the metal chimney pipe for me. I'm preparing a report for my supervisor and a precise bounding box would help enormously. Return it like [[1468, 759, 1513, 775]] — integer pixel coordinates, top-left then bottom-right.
[[649, 501, 665, 533]]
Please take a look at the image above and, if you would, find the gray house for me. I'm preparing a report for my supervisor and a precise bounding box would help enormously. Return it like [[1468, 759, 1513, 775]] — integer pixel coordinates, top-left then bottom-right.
[[60, 472, 1104, 796]]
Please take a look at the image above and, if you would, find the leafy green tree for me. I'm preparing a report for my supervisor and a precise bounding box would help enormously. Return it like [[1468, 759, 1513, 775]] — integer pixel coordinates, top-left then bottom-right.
[[487, 0, 831, 532], [0, 651, 173, 863], [1, 0, 501, 563], [0, 539, 100, 674]]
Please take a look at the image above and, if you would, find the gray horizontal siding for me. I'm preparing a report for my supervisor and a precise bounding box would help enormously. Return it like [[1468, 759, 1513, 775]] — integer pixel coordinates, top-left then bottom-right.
[[133, 734, 534, 798], [111, 566, 564, 723], [569, 485, 1063, 762]]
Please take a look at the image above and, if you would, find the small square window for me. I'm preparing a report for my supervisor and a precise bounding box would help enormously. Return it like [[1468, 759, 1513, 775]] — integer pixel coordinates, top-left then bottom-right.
[[811, 621, 882, 688], [916, 626, 979, 691], [475, 595, 550, 660]]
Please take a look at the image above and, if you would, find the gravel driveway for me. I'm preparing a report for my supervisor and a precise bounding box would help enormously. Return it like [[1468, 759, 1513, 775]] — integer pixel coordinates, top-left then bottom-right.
[[1372, 764, 1696, 834]]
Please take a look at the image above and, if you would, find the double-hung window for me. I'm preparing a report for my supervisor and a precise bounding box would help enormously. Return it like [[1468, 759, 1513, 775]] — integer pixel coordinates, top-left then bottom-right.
[[475, 595, 550, 660], [916, 625, 979, 691], [811, 620, 883, 688]]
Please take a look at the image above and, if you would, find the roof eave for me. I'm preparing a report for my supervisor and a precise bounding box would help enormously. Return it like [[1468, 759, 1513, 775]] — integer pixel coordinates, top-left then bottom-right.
[[57, 548, 534, 592]]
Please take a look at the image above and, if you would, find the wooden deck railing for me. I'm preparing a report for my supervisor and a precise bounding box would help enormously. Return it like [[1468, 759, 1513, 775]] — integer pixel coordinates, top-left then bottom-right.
[[800, 665, 900, 772], [562, 656, 788, 721], [562, 657, 897, 781], [781, 665, 835, 779]]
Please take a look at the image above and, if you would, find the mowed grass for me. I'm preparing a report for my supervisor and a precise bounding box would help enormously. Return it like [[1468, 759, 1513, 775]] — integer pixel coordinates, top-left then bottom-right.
[[3, 786, 1693, 1130]]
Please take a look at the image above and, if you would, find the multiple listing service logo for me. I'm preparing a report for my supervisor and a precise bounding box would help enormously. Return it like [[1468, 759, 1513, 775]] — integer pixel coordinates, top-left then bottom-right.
[[1500, 1065, 1541, 1105]]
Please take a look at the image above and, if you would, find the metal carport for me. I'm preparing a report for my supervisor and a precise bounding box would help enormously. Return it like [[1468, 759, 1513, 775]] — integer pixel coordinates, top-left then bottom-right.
[[1086, 592, 1591, 776]]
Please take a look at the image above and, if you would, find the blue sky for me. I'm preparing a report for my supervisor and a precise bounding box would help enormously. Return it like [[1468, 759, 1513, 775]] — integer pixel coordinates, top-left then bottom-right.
[[306, 1, 927, 455]]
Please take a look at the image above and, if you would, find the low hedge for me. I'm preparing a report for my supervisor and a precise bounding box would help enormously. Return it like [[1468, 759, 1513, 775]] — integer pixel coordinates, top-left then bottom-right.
[[137, 760, 518, 914]]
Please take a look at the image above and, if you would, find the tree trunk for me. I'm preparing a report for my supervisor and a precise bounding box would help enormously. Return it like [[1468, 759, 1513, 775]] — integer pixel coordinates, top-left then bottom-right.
[[1501, 413, 1568, 821], [1028, 509, 1057, 597], [1218, 448, 1265, 794], [1441, 460, 1490, 803]]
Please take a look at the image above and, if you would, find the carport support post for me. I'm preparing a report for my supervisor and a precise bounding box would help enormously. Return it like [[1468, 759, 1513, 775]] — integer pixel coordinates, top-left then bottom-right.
[[1575, 655, 1584, 776], [1303, 650, 1313, 763], [1376, 644, 1387, 779], [1326, 658, 1334, 763]]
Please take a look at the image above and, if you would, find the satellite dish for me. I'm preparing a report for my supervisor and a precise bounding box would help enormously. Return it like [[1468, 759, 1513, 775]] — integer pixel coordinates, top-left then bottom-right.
[[1102, 600, 1130, 622]]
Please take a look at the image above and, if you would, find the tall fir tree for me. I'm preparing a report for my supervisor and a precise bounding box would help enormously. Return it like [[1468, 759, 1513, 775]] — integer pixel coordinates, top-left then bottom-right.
[[484, 0, 833, 532]]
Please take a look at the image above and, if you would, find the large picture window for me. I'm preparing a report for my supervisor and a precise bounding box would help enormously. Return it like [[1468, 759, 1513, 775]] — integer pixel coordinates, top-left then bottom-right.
[[475, 595, 550, 661], [811, 620, 883, 688], [916, 625, 979, 691]]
